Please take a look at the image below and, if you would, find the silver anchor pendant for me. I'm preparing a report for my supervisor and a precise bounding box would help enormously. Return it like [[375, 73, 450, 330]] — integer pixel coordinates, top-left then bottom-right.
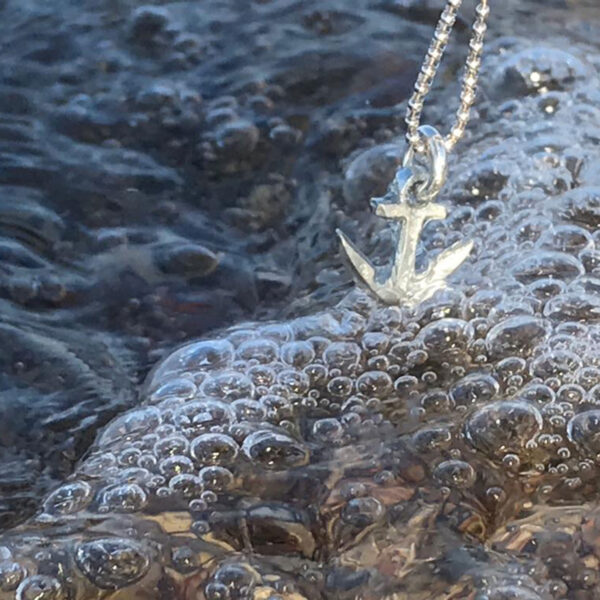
[[336, 126, 473, 307]]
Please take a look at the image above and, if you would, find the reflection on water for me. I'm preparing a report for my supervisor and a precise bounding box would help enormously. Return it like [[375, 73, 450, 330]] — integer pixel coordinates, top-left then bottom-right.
[[0, 0, 600, 598]]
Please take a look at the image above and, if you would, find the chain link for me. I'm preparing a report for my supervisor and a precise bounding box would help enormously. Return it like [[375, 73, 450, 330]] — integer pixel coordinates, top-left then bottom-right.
[[405, 0, 490, 155]]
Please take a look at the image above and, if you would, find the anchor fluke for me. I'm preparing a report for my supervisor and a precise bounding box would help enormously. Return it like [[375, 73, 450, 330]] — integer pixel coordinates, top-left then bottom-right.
[[336, 228, 377, 288]]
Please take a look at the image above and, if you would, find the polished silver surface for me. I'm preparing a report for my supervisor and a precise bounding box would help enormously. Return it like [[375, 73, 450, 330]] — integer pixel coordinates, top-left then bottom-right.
[[337, 126, 473, 307]]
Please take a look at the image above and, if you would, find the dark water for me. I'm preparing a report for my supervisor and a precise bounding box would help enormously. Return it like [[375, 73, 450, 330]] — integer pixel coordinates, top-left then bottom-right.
[[1, 0, 600, 599]]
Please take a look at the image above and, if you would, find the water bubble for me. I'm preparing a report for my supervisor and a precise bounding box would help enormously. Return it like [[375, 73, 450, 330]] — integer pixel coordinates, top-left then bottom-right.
[[356, 371, 393, 398], [159, 455, 194, 478], [198, 466, 234, 491], [190, 433, 239, 466], [413, 427, 453, 452], [323, 342, 362, 373], [150, 378, 197, 404], [531, 350, 582, 379], [312, 418, 344, 443], [280, 341, 315, 367], [201, 371, 254, 400], [277, 369, 310, 395], [231, 399, 266, 422], [75, 538, 150, 589], [169, 474, 204, 497], [482, 585, 542, 600], [485, 316, 550, 358], [512, 251, 584, 284], [433, 460, 476, 488], [15, 576, 66, 600], [174, 400, 235, 435], [567, 410, 600, 455], [44, 480, 93, 515], [246, 365, 276, 387], [170, 545, 200, 574], [242, 430, 308, 469], [327, 376, 354, 399], [260, 394, 294, 422], [450, 373, 499, 406], [0, 561, 24, 592], [465, 401, 543, 458], [98, 483, 148, 513], [154, 435, 189, 458], [209, 562, 259, 600], [341, 497, 385, 527], [154, 339, 234, 380], [236, 338, 279, 363], [416, 318, 472, 363], [100, 407, 162, 447]]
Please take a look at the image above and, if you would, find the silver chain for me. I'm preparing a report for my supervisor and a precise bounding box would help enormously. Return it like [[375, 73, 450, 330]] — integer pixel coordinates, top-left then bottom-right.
[[405, 0, 490, 155]]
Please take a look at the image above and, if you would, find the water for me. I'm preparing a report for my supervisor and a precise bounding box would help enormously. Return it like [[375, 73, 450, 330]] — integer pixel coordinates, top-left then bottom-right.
[[0, 0, 600, 598]]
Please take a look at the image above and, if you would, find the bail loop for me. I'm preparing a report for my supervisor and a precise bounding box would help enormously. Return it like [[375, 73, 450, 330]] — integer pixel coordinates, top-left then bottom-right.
[[402, 125, 448, 204]]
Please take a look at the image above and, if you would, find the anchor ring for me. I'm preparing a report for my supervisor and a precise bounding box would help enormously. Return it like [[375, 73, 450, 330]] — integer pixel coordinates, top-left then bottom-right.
[[403, 125, 448, 203]]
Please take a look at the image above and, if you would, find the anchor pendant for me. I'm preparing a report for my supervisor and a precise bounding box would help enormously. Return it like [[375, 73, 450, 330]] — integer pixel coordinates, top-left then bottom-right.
[[337, 126, 473, 307]]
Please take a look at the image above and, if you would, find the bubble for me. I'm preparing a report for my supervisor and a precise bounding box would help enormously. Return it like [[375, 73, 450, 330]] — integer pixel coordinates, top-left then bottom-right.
[[201, 371, 254, 400], [531, 350, 582, 379], [497, 46, 591, 96], [416, 318, 472, 362], [154, 435, 189, 458], [485, 316, 550, 358], [169, 474, 204, 498], [0, 561, 24, 592], [150, 378, 197, 404], [433, 460, 476, 488], [98, 483, 148, 513], [246, 364, 276, 387], [236, 338, 279, 363], [153, 339, 234, 380], [159, 455, 194, 478], [421, 390, 454, 413], [512, 251, 584, 284], [502, 453, 521, 470], [482, 585, 542, 600], [44, 480, 93, 515], [528, 278, 566, 300], [75, 538, 150, 589], [15, 576, 66, 600], [174, 400, 235, 435], [242, 430, 308, 469], [327, 376, 354, 398], [208, 562, 259, 600], [465, 401, 543, 458], [198, 466, 234, 491], [170, 545, 200, 574], [356, 371, 393, 398], [450, 373, 499, 406], [280, 341, 315, 367], [323, 342, 362, 373], [99, 407, 162, 447], [341, 497, 385, 527], [413, 427, 453, 452], [190, 433, 239, 466], [277, 369, 310, 395], [231, 399, 266, 422], [312, 418, 344, 443], [567, 410, 600, 455], [260, 394, 294, 422], [544, 293, 600, 322]]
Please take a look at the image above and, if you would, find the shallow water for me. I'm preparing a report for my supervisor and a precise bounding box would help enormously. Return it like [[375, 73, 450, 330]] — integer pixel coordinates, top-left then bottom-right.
[[1, 0, 600, 598]]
